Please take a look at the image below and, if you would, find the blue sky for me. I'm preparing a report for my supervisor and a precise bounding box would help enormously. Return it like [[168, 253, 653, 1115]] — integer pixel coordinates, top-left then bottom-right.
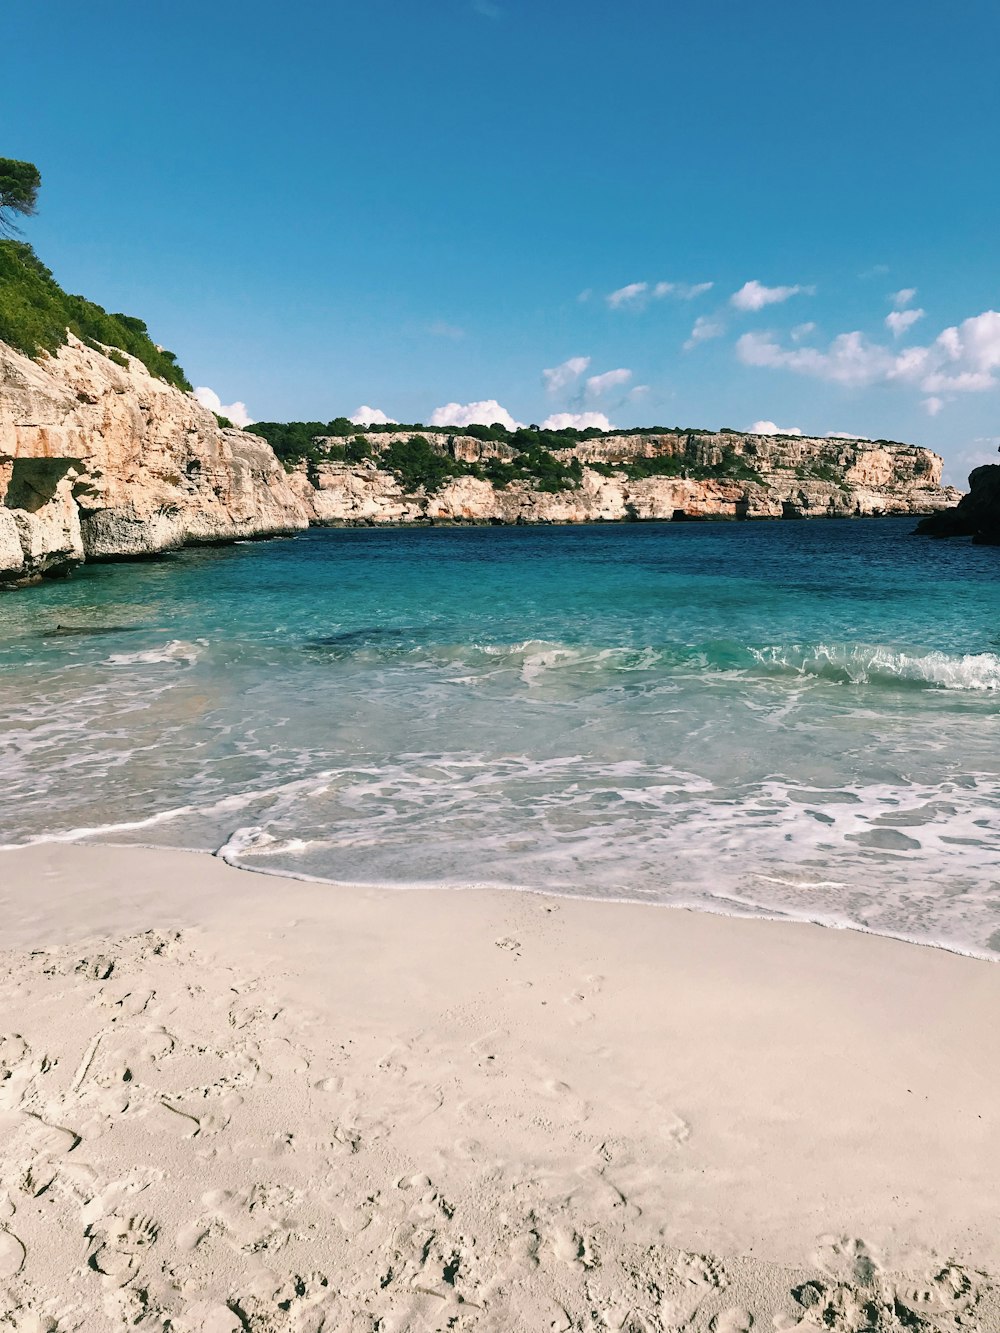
[[6, 0, 1000, 481]]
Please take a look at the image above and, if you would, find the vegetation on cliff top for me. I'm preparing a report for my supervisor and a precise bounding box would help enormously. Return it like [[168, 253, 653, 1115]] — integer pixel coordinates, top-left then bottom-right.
[[246, 421, 770, 494], [0, 241, 192, 391], [0, 159, 190, 391]]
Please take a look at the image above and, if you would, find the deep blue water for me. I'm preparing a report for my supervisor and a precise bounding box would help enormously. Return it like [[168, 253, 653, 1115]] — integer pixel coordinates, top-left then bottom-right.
[[1, 518, 998, 954]]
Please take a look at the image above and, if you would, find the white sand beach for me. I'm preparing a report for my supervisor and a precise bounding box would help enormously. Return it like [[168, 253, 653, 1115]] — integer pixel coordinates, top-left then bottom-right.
[[0, 843, 997, 1332]]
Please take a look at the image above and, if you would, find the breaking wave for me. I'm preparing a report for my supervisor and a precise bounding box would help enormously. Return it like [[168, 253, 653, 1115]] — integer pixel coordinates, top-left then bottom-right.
[[750, 643, 1000, 691]]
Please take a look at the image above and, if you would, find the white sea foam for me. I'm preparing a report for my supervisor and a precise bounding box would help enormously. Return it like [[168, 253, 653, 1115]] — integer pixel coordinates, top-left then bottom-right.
[[103, 639, 205, 666], [751, 643, 1000, 691]]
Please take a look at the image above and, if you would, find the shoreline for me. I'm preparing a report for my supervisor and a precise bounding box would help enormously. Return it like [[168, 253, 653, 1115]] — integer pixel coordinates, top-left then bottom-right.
[[4, 835, 999, 964], [0, 840, 997, 1329]]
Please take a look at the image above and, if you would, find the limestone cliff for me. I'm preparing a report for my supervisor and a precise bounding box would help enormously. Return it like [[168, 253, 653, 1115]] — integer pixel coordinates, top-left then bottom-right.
[[915, 460, 1000, 544], [0, 336, 309, 585], [290, 429, 960, 527]]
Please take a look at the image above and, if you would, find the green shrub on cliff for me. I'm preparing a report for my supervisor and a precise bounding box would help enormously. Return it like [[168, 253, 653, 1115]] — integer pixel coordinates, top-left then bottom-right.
[[622, 446, 761, 484], [382, 435, 461, 492], [0, 239, 191, 390]]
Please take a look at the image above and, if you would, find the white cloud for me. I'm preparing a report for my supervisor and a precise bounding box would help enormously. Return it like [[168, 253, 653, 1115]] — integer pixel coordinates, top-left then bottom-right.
[[541, 412, 613, 431], [429, 399, 525, 430], [750, 420, 803, 436], [608, 280, 712, 308], [891, 288, 917, 309], [585, 368, 632, 397], [791, 322, 816, 342], [350, 405, 396, 426], [827, 431, 871, 440], [194, 386, 253, 428], [885, 308, 925, 338], [683, 316, 725, 350], [542, 356, 591, 394], [736, 309, 1000, 401], [629, 384, 650, 399], [730, 280, 814, 312], [923, 396, 944, 416], [737, 330, 895, 387], [606, 282, 648, 308], [652, 280, 714, 300]]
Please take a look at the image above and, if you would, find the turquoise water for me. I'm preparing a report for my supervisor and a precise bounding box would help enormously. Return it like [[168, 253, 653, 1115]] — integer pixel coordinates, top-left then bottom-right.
[[2, 519, 999, 955]]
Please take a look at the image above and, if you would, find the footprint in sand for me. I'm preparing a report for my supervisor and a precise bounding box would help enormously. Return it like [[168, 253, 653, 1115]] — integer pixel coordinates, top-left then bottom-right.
[[0, 1033, 35, 1110], [673, 1250, 726, 1290], [813, 1235, 880, 1286], [259, 1036, 310, 1077], [75, 954, 115, 981], [0, 1227, 26, 1279], [897, 1263, 979, 1317], [86, 1214, 159, 1286], [0, 1033, 30, 1082], [712, 1308, 753, 1333], [563, 991, 595, 1025], [547, 1225, 597, 1270], [663, 1112, 691, 1147]]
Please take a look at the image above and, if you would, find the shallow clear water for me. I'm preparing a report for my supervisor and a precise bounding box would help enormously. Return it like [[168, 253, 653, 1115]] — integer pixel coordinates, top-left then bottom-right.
[[2, 519, 999, 955]]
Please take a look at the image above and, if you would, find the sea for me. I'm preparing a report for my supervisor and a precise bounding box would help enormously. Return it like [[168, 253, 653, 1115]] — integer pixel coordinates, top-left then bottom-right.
[[1, 518, 998, 957]]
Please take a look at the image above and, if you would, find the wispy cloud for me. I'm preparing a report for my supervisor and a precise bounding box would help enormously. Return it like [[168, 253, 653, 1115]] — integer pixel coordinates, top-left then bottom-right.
[[683, 315, 725, 350], [606, 282, 648, 309], [350, 405, 396, 426], [427, 320, 465, 339], [653, 280, 714, 300], [585, 368, 632, 397], [891, 287, 917, 309], [471, 0, 502, 16], [541, 411, 613, 431], [542, 356, 590, 394], [730, 280, 814, 312], [885, 308, 924, 338], [606, 279, 712, 308], [194, 386, 253, 428], [430, 399, 524, 430]]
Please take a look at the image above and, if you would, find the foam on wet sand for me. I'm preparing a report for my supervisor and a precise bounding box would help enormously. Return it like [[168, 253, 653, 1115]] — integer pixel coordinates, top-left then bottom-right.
[[0, 842, 997, 1332]]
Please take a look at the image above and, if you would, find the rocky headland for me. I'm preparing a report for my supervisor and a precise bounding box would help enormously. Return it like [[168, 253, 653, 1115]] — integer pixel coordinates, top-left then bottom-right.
[[0, 335, 309, 586], [915, 457, 1000, 544], [277, 426, 960, 527]]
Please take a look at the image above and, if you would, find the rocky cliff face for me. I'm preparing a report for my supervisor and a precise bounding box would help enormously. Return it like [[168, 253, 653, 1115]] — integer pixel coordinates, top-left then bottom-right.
[[915, 461, 1000, 544], [294, 429, 960, 527], [0, 336, 310, 585]]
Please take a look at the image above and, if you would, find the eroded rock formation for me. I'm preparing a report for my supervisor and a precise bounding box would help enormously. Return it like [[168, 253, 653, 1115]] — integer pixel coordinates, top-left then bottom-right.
[[915, 460, 1000, 544], [0, 336, 309, 585]]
